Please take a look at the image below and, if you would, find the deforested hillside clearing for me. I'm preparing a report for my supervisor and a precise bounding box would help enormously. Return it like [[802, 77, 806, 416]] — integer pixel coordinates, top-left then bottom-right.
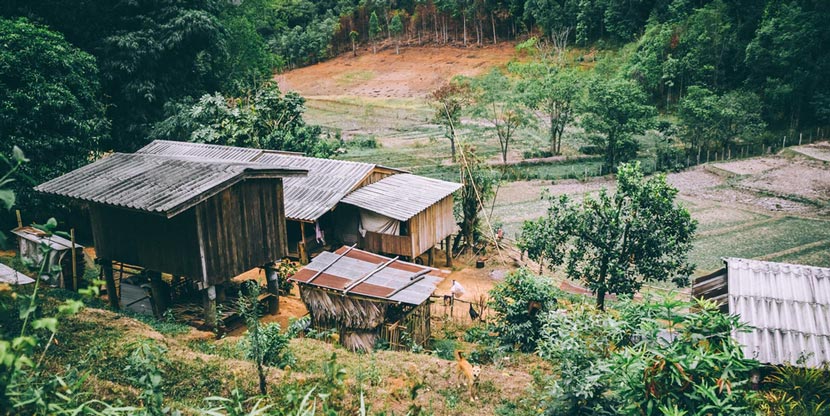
[[276, 43, 519, 99]]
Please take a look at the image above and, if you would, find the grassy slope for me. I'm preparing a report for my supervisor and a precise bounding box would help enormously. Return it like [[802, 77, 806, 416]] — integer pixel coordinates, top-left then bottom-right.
[[32, 289, 540, 415]]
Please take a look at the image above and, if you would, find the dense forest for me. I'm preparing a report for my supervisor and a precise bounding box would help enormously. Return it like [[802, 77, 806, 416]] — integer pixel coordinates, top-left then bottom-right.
[[1, 0, 828, 216]]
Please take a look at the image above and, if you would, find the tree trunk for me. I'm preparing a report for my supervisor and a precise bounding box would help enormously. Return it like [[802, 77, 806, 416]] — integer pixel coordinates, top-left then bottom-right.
[[596, 286, 606, 311], [352, 39, 357, 56], [491, 12, 497, 44], [550, 113, 557, 155], [463, 13, 467, 46]]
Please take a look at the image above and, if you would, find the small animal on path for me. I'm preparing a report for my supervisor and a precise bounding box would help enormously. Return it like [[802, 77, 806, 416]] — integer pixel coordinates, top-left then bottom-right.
[[454, 350, 481, 400]]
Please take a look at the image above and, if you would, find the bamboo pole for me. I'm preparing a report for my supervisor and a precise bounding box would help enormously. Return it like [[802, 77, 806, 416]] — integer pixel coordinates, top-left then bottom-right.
[[15, 210, 22, 228]]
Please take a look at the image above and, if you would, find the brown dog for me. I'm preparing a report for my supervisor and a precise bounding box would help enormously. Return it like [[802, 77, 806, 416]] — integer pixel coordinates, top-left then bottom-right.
[[455, 350, 481, 400]]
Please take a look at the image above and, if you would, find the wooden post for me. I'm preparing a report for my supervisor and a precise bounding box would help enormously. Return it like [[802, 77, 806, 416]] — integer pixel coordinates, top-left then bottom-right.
[[428, 247, 434, 267], [70, 228, 77, 291], [15, 210, 22, 228], [264, 263, 279, 315], [148, 270, 167, 318], [102, 260, 119, 310], [216, 283, 226, 303], [299, 222, 309, 264], [203, 285, 217, 329], [444, 236, 452, 268]]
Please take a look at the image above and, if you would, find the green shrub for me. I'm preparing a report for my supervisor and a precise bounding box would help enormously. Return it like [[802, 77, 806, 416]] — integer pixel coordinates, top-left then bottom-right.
[[431, 338, 458, 361], [487, 268, 560, 352], [239, 323, 295, 369], [759, 363, 830, 416], [347, 135, 380, 149]]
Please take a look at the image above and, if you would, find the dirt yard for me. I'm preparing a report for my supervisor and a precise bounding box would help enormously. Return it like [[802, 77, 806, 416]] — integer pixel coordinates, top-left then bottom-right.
[[276, 43, 519, 99]]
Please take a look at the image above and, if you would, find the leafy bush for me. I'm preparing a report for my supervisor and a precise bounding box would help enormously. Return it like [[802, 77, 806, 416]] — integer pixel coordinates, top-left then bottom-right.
[[536, 302, 624, 414], [431, 338, 458, 361], [240, 322, 294, 369], [759, 363, 830, 416], [613, 298, 760, 415], [523, 149, 554, 159], [347, 135, 381, 149], [488, 268, 560, 352]]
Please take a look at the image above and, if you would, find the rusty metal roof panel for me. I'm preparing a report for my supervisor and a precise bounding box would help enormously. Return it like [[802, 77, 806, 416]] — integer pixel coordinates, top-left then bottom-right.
[[35, 153, 304, 218], [289, 247, 444, 305], [340, 173, 461, 221], [725, 257, 830, 368]]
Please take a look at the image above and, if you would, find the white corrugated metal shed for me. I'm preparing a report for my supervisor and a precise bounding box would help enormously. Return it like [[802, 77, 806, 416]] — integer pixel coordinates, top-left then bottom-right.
[[340, 173, 462, 221], [35, 153, 305, 218], [138, 140, 389, 222], [725, 257, 830, 368]]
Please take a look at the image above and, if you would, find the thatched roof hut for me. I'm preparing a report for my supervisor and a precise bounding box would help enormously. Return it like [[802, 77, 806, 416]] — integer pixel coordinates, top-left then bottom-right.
[[289, 245, 444, 351]]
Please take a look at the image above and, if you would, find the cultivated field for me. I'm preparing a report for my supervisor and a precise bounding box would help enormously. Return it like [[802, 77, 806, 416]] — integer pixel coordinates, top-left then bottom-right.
[[279, 45, 830, 282]]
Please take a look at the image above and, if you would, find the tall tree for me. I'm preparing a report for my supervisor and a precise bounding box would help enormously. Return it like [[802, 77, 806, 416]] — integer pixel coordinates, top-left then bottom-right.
[[369, 11, 381, 54], [513, 62, 583, 155], [430, 82, 471, 162], [0, 17, 108, 218], [580, 77, 656, 173], [152, 83, 335, 158], [2, 0, 230, 152], [390, 13, 403, 54], [678, 86, 765, 163], [518, 162, 697, 310], [467, 68, 534, 166]]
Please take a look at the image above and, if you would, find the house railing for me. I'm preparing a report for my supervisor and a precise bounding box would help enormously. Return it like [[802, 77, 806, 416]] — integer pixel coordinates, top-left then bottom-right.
[[361, 231, 412, 258]]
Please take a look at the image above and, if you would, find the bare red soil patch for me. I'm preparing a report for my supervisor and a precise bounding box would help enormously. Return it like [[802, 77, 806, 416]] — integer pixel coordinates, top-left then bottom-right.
[[276, 43, 519, 98]]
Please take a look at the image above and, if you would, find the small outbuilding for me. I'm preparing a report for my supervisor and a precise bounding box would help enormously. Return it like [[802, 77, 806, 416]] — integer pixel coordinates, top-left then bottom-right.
[[289, 245, 444, 351], [35, 152, 305, 327], [693, 257, 830, 368], [341, 173, 461, 264], [12, 226, 85, 289]]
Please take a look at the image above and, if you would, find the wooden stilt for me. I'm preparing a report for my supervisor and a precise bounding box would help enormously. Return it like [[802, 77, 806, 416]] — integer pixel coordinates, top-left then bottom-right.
[[428, 247, 434, 267], [148, 270, 167, 317], [102, 259, 119, 310], [264, 263, 279, 315], [444, 236, 453, 268], [299, 222, 309, 264], [216, 284, 226, 303], [203, 285, 217, 329]]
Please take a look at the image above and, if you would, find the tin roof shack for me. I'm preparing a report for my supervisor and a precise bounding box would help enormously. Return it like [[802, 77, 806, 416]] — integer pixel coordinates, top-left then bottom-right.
[[35, 152, 305, 328], [12, 226, 84, 290], [289, 246, 444, 351], [137, 140, 401, 263], [692, 258, 830, 368], [341, 174, 461, 265]]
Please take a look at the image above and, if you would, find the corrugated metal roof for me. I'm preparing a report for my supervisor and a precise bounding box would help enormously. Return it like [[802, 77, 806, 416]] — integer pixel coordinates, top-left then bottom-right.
[[138, 140, 263, 161], [340, 174, 461, 221], [256, 153, 375, 222], [12, 226, 83, 251], [35, 153, 304, 218], [138, 140, 380, 222], [0, 263, 35, 285], [289, 246, 443, 305], [724, 257, 830, 368]]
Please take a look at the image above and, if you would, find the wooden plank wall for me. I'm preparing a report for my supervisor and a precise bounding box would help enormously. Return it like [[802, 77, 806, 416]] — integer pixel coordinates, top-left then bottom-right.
[[409, 196, 456, 257], [197, 179, 287, 285], [89, 205, 201, 278], [362, 231, 413, 258]]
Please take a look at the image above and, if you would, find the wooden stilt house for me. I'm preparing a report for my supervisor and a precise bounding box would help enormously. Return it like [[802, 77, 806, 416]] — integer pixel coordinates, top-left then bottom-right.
[[136, 141, 461, 265], [290, 246, 444, 351], [35, 152, 305, 327]]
